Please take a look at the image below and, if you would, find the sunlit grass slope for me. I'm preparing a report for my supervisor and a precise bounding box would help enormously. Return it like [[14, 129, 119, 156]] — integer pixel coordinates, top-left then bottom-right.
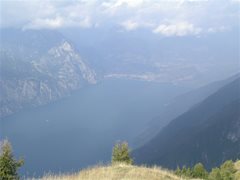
[[34, 160, 240, 180], [40, 163, 182, 180], [235, 160, 240, 179]]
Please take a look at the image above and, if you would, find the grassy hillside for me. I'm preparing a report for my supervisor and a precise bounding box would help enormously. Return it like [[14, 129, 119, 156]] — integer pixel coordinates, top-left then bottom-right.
[[39, 163, 183, 180], [235, 160, 240, 179], [37, 161, 240, 180]]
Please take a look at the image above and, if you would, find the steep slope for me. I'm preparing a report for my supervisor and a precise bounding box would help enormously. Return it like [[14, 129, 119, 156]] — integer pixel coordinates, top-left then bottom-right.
[[133, 73, 239, 148], [134, 78, 240, 169], [0, 29, 96, 117]]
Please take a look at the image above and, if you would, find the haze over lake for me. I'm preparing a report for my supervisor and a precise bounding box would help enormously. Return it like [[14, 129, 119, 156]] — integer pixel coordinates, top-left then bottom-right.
[[1, 79, 189, 176]]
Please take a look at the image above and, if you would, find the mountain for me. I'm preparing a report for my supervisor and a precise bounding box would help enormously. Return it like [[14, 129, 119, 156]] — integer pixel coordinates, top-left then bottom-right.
[[0, 29, 96, 117], [133, 77, 240, 169], [133, 73, 239, 148], [62, 28, 240, 87]]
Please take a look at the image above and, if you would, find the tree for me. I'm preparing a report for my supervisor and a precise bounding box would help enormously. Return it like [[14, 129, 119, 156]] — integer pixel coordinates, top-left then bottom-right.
[[0, 139, 24, 180], [192, 163, 208, 179], [111, 141, 133, 165]]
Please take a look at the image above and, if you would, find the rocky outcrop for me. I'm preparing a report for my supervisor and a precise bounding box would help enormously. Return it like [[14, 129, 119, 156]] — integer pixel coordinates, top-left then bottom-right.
[[0, 30, 96, 117]]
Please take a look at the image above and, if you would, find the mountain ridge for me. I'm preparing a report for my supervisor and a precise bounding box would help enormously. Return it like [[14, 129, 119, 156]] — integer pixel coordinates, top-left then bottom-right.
[[133, 73, 240, 148], [0, 29, 96, 117], [133, 77, 240, 169]]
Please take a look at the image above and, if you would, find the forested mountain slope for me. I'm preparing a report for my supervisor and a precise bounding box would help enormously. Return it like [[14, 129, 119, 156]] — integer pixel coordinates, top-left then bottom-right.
[[134, 78, 240, 169]]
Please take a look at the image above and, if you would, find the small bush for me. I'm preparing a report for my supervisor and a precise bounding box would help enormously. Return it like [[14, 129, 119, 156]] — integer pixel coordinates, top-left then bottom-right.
[[186, 167, 192, 177], [175, 166, 181, 176], [192, 163, 208, 179], [175, 160, 239, 180], [175, 165, 190, 178], [208, 160, 237, 180], [111, 141, 133, 165], [175, 163, 207, 179], [219, 160, 236, 180], [208, 167, 221, 180]]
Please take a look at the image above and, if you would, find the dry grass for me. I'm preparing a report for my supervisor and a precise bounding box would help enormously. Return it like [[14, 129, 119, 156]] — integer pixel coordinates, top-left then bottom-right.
[[26, 160, 240, 180], [235, 160, 240, 180], [235, 160, 240, 170], [37, 163, 187, 180]]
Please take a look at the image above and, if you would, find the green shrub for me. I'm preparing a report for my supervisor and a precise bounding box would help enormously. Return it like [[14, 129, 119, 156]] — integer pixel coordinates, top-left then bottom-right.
[[219, 160, 236, 180], [175, 163, 207, 179], [111, 141, 133, 165], [208, 167, 221, 180], [175, 165, 192, 178], [175, 160, 238, 180], [192, 163, 208, 179], [186, 167, 192, 177], [0, 139, 24, 180], [208, 160, 237, 180], [181, 166, 187, 175], [175, 166, 181, 176]]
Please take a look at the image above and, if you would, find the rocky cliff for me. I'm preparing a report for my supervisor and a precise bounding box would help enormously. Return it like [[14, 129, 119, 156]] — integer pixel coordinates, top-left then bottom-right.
[[0, 29, 96, 117]]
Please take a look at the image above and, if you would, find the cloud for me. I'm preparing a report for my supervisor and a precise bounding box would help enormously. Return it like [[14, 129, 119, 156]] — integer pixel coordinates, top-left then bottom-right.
[[101, 0, 144, 10], [0, 0, 239, 36], [153, 21, 202, 36], [24, 17, 63, 30], [120, 20, 139, 31], [207, 26, 230, 33], [23, 16, 92, 30]]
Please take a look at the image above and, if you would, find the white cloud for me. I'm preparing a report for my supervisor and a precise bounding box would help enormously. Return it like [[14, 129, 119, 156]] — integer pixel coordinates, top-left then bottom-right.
[[207, 26, 230, 33], [101, 0, 144, 9], [120, 19, 155, 31], [24, 16, 63, 30], [153, 21, 202, 36], [0, 0, 238, 35], [120, 20, 139, 31], [23, 16, 92, 30]]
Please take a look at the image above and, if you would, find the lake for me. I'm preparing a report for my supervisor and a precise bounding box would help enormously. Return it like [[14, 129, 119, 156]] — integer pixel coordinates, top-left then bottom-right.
[[1, 79, 189, 177]]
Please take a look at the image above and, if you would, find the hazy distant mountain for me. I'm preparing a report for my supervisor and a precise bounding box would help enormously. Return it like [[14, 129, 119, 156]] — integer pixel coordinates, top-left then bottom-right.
[[133, 73, 240, 148], [62, 28, 240, 87], [0, 29, 96, 117], [133, 77, 240, 169]]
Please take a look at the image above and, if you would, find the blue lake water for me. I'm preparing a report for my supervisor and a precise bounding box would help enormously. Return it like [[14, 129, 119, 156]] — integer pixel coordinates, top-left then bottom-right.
[[1, 79, 189, 177]]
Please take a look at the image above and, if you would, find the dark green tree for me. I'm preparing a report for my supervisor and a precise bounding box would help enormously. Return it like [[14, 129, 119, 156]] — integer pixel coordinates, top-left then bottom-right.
[[0, 140, 24, 180], [111, 141, 133, 165], [192, 163, 208, 179]]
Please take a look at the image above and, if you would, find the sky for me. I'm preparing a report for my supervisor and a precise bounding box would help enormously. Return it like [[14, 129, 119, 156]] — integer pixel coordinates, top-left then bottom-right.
[[0, 0, 239, 37]]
